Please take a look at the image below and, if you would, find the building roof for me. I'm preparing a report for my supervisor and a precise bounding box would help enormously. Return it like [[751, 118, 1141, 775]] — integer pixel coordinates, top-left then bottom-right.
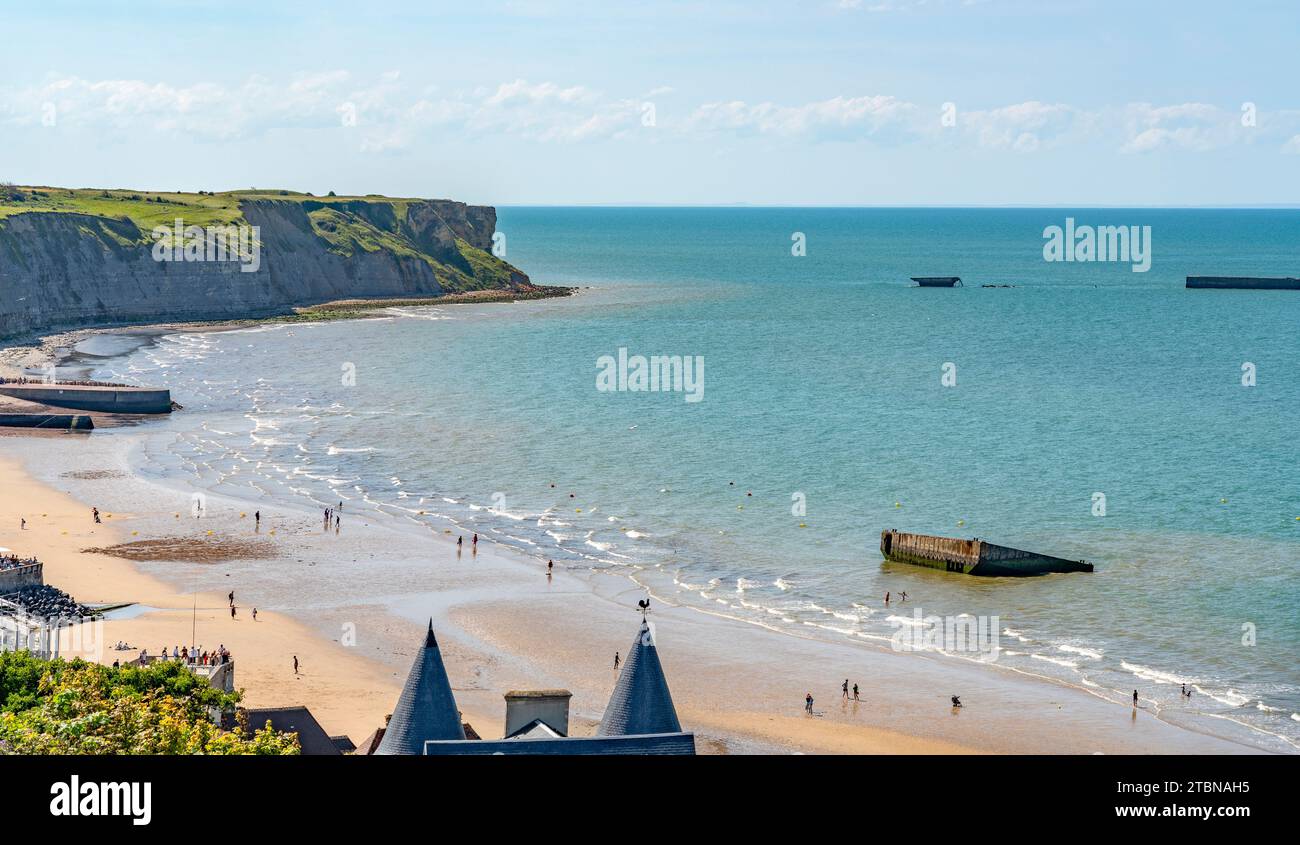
[[330, 735, 357, 753], [596, 620, 682, 737], [355, 727, 385, 756], [374, 620, 466, 755], [225, 706, 340, 755], [425, 732, 696, 756], [505, 718, 563, 740]]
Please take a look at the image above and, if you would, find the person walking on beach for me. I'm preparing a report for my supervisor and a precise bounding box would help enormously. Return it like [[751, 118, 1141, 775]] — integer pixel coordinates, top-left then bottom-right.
[[20, 518, 25, 530], [228, 590, 234, 607], [252, 607, 258, 621], [805, 693, 814, 713], [842, 679, 850, 699], [883, 591, 890, 604], [293, 655, 299, 675], [1132, 690, 1139, 707], [254, 511, 260, 530], [547, 559, 553, 574], [230, 605, 237, 619], [853, 683, 859, 702], [472, 533, 478, 552], [457, 536, 463, 551], [614, 651, 620, 670], [92, 507, 101, 524], [335, 515, 340, 532], [899, 591, 907, 602]]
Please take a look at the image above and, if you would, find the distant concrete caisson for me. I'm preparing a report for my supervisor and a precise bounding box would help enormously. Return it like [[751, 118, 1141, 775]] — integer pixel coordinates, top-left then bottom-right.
[[880, 530, 1094, 576], [1186, 276, 1300, 290]]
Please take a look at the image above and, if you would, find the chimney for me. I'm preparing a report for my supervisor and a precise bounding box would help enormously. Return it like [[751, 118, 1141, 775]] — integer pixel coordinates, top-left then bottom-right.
[[503, 689, 572, 737]]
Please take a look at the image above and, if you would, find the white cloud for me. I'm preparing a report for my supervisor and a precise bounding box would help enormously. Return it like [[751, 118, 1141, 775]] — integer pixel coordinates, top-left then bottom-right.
[[5, 74, 1298, 158], [1119, 102, 1242, 153], [688, 95, 916, 138], [960, 101, 1081, 152]]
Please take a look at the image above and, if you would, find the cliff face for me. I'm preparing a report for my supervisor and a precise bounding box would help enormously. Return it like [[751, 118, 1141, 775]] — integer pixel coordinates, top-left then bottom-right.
[[0, 196, 530, 340]]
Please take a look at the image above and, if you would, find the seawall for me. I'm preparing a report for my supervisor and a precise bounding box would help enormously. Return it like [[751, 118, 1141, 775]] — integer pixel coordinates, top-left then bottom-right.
[[0, 562, 44, 594], [0, 384, 171, 414]]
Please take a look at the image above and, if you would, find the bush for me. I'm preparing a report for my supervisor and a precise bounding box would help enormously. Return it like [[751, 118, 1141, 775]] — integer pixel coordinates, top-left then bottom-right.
[[0, 651, 299, 755]]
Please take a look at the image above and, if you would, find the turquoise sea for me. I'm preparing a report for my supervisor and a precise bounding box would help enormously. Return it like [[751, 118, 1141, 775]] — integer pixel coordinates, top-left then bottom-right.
[[89, 208, 1299, 751]]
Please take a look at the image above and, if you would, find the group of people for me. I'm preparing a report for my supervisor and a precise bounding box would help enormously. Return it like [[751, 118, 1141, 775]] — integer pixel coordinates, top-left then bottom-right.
[[323, 504, 341, 532], [803, 682, 960, 713], [0, 375, 129, 388], [131, 643, 232, 666], [0, 553, 39, 571]]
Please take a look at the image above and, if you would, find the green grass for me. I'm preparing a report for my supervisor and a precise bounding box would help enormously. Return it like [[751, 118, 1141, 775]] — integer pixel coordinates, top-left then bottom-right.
[[0, 186, 430, 229], [0, 186, 246, 229]]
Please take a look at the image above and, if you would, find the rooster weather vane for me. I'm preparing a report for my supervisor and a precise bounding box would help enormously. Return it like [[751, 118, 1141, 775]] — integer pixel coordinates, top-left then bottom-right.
[[637, 598, 650, 621]]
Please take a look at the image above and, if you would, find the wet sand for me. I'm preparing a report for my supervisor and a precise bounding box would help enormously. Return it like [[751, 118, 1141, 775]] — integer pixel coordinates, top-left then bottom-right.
[[0, 442, 1264, 754]]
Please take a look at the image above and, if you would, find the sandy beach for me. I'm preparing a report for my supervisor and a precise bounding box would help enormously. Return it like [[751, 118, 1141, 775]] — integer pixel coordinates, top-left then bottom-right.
[[0, 434, 1265, 754]]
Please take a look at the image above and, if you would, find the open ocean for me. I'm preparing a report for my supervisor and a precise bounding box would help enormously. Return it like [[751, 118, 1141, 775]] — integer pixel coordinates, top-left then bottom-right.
[[83, 207, 1299, 751]]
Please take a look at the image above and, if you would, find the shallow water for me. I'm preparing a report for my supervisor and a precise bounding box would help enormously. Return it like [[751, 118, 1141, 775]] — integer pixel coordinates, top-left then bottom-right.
[[75, 207, 1299, 751]]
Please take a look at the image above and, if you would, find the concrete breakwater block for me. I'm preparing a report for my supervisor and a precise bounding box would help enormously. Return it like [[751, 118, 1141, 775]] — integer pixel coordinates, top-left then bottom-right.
[[0, 413, 94, 430]]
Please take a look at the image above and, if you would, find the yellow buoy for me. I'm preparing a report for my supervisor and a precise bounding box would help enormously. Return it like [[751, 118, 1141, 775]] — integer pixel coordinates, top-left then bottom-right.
[[241, 512, 246, 518], [894, 502, 901, 508], [1220, 498, 1228, 504], [575, 508, 582, 513], [132, 531, 138, 536], [206, 530, 214, 536], [799, 522, 806, 528], [957, 519, 965, 526]]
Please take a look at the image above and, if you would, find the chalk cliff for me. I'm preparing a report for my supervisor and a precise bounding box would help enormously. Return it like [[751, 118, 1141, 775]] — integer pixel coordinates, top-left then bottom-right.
[[0, 190, 538, 340]]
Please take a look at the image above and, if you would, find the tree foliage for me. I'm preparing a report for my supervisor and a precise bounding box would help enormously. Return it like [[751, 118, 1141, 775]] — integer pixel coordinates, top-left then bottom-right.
[[0, 651, 299, 755]]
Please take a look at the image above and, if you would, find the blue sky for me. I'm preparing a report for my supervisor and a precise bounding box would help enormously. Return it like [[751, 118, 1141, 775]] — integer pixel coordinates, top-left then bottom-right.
[[2, 0, 1298, 205]]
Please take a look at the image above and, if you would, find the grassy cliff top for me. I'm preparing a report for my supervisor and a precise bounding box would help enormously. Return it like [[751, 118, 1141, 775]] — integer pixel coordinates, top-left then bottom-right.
[[0, 185, 452, 227]]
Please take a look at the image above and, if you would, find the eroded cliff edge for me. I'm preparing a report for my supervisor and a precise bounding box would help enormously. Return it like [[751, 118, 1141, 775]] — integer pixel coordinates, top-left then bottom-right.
[[0, 188, 554, 341]]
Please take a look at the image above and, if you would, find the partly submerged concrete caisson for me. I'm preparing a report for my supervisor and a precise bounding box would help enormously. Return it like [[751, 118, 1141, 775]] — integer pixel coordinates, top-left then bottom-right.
[[880, 530, 1094, 577]]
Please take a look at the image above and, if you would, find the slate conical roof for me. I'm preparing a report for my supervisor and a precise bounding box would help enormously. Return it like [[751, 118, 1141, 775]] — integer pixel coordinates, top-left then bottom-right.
[[596, 620, 682, 736], [374, 620, 466, 754]]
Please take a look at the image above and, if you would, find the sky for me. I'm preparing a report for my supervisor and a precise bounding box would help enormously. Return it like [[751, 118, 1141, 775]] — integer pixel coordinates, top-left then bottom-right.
[[1, 0, 1298, 206]]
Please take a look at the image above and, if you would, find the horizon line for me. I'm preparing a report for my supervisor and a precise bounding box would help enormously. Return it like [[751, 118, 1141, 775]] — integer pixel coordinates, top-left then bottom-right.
[[499, 203, 1300, 210]]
